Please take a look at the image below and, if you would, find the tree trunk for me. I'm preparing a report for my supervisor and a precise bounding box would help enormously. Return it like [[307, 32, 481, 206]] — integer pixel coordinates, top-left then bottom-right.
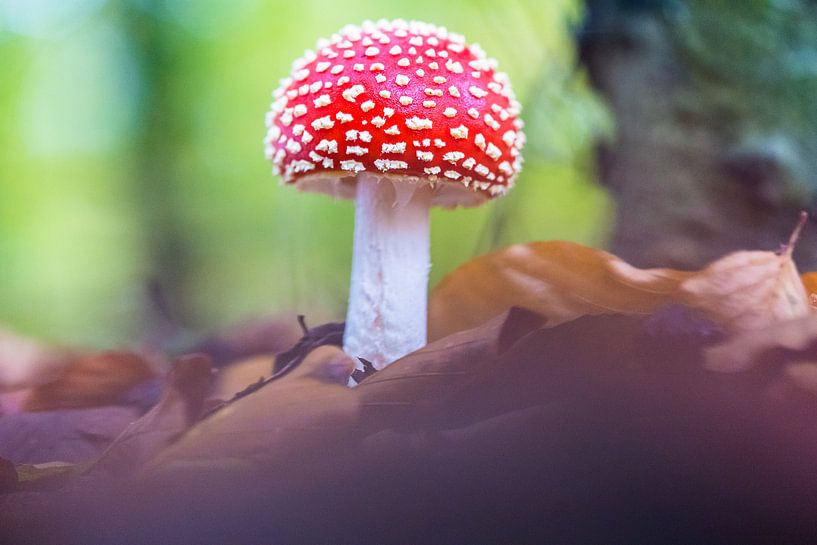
[[580, 0, 817, 269]]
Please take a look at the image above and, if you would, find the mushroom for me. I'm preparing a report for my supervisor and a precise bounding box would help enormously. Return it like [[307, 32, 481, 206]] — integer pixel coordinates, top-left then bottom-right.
[[264, 19, 524, 371]]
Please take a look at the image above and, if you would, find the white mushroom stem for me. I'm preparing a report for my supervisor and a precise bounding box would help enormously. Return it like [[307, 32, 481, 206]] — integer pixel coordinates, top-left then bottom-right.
[[343, 173, 432, 371]]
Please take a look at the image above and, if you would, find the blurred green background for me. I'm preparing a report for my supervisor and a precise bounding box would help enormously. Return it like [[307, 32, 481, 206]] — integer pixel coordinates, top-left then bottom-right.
[[0, 0, 611, 347]]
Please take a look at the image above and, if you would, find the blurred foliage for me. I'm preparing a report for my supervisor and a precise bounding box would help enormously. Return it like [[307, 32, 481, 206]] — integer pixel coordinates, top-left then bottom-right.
[[672, 0, 817, 136], [0, 0, 611, 346]]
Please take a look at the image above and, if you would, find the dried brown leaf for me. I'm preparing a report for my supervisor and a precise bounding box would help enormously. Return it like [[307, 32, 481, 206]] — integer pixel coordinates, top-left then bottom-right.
[[212, 355, 275, 400], [357, 307, 545, 429], [679, 247, 810, 335], [785, 362, 817, 394], [14, 461, 83, 491], [0, 406, 140, 464], [429, 240, 691, 341], [0, 457, 17, 493], [801, 271, 817, 297], [91, 354, 212, 474], [140, 346, 358, 476], [705, 314, 817, 373], [23, 351, 158, 412]]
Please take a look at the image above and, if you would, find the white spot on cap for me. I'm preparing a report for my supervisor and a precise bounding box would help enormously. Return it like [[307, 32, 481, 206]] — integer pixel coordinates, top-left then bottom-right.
[[443, 108, 457, 118], [342, 85, 365, 102], [309, 81, 322, 93], [336, 112, 354, 123], [382, 142, 406, 154], [341, 160, 365, 173], [370, 63, 385, 71], [398, 58, 410, 67], [375, 74, 387, 83], [422, 100, 436, 108], [450, 125, 469, 139], [448, 86, 461, 98], [374, 159, 408, 171], [462, 157, 476, 169], [294, 69, 310, 81], [433, 76, 446, 84], [406, 116, 433, 130], [293, 104, 307, 117], [379, 89, 391, 98], [285, 139, 302, 154], [502, 130, 516, 147], [280, 110, 293, 126], [469, 86, 488, 98], [467, 108, 479, 119], [353, 63, 364, 71], [389, 45, 402, 55], [424, 166, 441, 176], [416, 68, 425, 77], [445, 59, 463, 74], [399, 96, 413, 106], [359, 131, 372, 142], [475, 164, 489, 176], [385, 125, 400, 135], [346, 145, 368, 156], [416, 150, 434, 162], [345, 129, 359, 141], [316, 139, 338, 153], [292, 124, 305, 136], [290, 160, 315, 173], [484, 113, 500, 130], [486, 142, 501, 160], [364, 46, 380, 57], [361, 100, 375, 112], [474, 133, 486, 150], [444, 170, 461, 180], [330, 65, 344, 75], [371, 116, 386, 128], [434, 138, 445, 148], [443, 151, 465, 164], [395, 74, 410, 86], [312, 116, 335, 130], [314, 94, 332, 108], [316, 62, 331, 73]]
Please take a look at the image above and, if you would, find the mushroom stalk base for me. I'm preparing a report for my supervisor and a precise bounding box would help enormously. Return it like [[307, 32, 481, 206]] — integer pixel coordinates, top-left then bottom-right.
[[343, 174, 432, 371]]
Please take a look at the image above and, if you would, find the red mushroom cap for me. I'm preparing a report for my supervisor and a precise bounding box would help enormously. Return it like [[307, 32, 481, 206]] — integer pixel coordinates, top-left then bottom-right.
[[264, 20, 525, 207]]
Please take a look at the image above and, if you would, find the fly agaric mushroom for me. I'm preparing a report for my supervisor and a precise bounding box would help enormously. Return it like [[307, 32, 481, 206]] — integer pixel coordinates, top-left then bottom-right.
[[265, 19, 524, 370]]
